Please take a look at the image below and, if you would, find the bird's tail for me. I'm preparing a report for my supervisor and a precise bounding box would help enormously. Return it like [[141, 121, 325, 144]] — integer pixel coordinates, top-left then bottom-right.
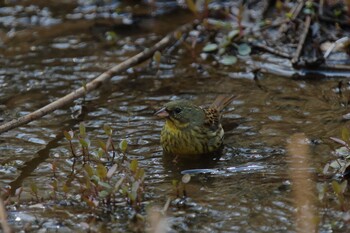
[[210, 95, 236, 112]]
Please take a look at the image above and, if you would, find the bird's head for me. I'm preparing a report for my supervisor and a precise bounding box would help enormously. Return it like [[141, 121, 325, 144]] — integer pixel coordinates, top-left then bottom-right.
[[155, 100, 205, 129]]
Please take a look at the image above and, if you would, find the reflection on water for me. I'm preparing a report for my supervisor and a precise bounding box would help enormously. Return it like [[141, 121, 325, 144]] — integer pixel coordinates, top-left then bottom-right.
[[0, 0, 349, 232]]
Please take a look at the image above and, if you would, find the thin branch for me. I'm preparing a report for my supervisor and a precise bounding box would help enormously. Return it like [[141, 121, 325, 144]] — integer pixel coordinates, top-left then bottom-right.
[[291, 0, 305, 20], [250, 41, 292, 59], [292, 15, 311, 65], [0, 22, 195, 134], [323, 37, 350, 59]]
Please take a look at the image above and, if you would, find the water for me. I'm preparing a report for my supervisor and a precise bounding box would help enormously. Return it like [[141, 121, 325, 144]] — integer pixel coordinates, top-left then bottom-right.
[[0, 1, 349, 232]]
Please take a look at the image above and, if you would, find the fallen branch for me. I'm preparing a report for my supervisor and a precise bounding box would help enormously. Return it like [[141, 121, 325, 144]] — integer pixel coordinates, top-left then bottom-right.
[[0, 22, 196, 134], [250, 41, 292, 59], [292, 15, 311, 65], [291, 0, 305, 21], [323, 36, 350, 59]]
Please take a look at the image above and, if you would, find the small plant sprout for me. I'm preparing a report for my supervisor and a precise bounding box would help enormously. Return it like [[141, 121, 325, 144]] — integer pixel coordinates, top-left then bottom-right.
[[172, 180, 180, 198], [332, 180, 348, 211], [329, 127, 350, 177], [119, 139, 128, 162], [30, 183, 39, 202]]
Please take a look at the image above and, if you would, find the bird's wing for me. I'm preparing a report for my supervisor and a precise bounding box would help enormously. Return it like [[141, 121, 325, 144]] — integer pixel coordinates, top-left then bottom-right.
[[203, 108, 220, 130], [210, 95, 235, 112]]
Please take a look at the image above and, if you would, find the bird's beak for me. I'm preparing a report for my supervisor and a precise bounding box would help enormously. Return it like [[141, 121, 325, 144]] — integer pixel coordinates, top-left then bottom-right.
[[154, 107, 169, 118]]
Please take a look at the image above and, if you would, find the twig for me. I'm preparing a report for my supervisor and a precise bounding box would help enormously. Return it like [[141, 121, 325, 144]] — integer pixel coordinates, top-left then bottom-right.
[[318, 0, 324, 16], [277, 0, 305, 35], [291, 0, 305, 20], [292, 15, 311, 65], [250, 41, 292, 59], [249, 19, 290, 36], [0, 22, 195, 134], [323, 37, 350, 59]]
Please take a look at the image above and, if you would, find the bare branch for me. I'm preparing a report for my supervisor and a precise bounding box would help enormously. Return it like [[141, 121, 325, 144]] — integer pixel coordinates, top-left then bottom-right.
[[0, 22, 195, 134]]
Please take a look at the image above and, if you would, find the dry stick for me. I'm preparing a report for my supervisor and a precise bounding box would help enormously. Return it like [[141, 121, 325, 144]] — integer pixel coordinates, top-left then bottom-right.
[[291, 0, 305, 20], [278, 1, 304, 36], [318, 0, 324, 16], [250, 41, 292, 59], [0, 23, 195, 134], [292, 15, 311, 65]]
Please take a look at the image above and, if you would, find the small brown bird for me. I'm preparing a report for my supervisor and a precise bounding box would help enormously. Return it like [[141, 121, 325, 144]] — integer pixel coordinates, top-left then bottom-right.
[[155, 95, 235, 157]]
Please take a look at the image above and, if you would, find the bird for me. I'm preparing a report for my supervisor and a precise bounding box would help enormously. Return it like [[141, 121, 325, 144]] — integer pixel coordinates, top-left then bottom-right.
[[154, 95, 235, 157]]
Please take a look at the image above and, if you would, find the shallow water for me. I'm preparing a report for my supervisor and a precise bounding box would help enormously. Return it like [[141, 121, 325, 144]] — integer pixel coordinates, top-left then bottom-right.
[[0, 1, 349, 232]]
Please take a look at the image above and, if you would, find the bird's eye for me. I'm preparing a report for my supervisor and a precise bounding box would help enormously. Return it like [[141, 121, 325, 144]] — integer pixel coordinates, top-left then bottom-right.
[[174, 107, 182, 114]]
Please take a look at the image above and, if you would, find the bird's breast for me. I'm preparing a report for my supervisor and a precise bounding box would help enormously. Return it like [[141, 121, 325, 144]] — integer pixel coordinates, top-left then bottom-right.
[[160, 121, 224, 156]]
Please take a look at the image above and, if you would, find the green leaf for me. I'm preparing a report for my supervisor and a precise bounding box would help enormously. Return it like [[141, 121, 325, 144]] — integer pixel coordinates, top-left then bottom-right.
[[79, 123, 86, 138], [129, 181, 140, 202], [219, 55, 237, 65], [121, 185, 128, 195], [105, 31, 117, 41], [153, 51, 162, 64], [332, 180, 342, 195], [329, 159, 345, 169], [98, 181, 112, 190], [119, 139, 128, 153], [237, 43, 251, 56], [64, 130, 72, 141], [340, 180, 348, 193], [172, 179, 179, 187], [96, 163, 107, 180], [63, 183, 69, 193], [91, 175, 100, 184], [103, 124, 113, 136], [285, 12, 293, 19], [275, 0, 283, 11], [174, 31, 182, 40], [98, 140, 106, 151], [97, 148, 104, 158], [136, 168, 145, 181], [219, 37, 231, 48], [84, 163, 94, 177], [114, 177, 125, 192], [305, 0, 313, 8], [82, 81, 87, 93], [79, 138, 89, 148], [131, 181, 140, 196], [30, 183, 38, 194], [218, 47, 226, 55], [202, 43, 218, 52], [98, 190, 110, 198], [107, 164, 118, 179], [342, 127, 350, 142], [206, 19, 231, 28], [130, 159, 138, 173], [228, 30, 239, 40], [186, 0, 197, 14]]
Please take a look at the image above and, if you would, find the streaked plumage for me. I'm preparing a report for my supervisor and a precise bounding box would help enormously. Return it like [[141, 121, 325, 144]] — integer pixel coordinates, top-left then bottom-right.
[[155, 95, 235, 157]]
